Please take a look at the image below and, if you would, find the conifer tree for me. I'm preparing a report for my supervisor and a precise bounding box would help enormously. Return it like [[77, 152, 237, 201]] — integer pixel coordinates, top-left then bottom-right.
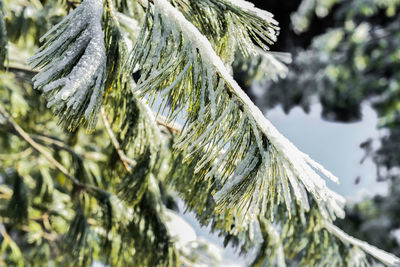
[[248, 0, 400, 260], [0, 0, 399, 266]]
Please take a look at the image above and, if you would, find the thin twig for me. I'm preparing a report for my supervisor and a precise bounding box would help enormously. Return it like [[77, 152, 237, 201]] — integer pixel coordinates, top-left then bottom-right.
[[0, 124, 106, 162], [0, 104, 83, 187], [0, 105, 105, 195], [6, 66, 38, 76], [156, 115, 182, 134], [0, 148, 33, 160], [100, 107, 136, 172], [30, 134, 83, 159], [0, 223, 15, 245], [34, 134, 107, 162], [21, 225, 58, 241], [0, 218, 57, 242]]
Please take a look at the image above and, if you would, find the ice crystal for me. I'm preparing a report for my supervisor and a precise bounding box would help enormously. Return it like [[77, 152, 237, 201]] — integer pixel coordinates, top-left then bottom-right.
[[325, 222, 400, 266]]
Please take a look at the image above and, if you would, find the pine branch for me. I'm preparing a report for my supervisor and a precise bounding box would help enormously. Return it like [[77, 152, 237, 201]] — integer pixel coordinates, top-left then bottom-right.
[[172, 0, 278, 57], [131, 0, 344, 230], [7, 57, 182, 138], [156, 114, 182, 134], [324, 221, 400, 266], [126, 2, 400, 265], [29, 0, 106, 131], [8, 0, 398, 265], [233, 49, 292, 84]]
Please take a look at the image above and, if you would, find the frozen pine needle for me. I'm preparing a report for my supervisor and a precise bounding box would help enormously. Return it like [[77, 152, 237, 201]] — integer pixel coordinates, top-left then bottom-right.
[[29, 0, 106, 131]]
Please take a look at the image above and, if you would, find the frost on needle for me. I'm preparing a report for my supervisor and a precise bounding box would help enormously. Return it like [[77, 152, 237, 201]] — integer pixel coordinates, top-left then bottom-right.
[[29, 0, 106, 130]]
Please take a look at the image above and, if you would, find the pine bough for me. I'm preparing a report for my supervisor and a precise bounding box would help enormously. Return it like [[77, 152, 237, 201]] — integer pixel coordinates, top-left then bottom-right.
[[28, 0, 400, 265], [29, 0, 106, 130]]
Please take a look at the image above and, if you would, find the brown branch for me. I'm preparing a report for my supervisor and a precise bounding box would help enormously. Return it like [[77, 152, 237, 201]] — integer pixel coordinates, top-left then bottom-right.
[[100, 107, 136, 172], [156, 115, 182, 135], [0, 223, 15, 245], [6, 66, 38, 76], [30, 134, 83, 159], [29, 133, 106, 162]]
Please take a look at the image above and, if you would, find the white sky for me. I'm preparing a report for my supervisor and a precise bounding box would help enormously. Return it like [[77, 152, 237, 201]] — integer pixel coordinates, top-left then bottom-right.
[[265, 103, 388, 202]]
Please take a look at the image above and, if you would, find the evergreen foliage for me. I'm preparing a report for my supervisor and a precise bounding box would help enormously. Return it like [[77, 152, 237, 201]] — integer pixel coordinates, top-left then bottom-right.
[[29, 0, 106, 130], [241, 0, 400, 260], [0, 0, 399, 266]]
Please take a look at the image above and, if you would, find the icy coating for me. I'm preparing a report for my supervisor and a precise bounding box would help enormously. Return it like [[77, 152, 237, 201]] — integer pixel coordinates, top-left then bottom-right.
[[224, 0, 278, 26], [154, 0, 343, 217], [29, 0, 106, 129], [152, 0, 400, 264]]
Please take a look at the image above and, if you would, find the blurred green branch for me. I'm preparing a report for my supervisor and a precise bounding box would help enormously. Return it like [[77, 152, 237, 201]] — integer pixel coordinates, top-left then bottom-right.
[[0, 104, 100, 193]]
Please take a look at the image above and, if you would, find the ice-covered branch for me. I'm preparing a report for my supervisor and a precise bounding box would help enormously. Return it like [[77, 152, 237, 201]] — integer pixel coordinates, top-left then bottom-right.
[[153, 0, 344, 224], [29, 0, 106, 130], [128, 1, 400, 264], [325, 221, 400, 266]]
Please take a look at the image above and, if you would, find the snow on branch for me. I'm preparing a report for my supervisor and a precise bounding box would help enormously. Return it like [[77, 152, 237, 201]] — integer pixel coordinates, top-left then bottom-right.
[[173, 0, 278, 57], [325, 221, 400, 266], [131, 0, 344, 228], [233, 50, 292, 84], [222, 0, 279, 52], [128, 0, 400, 265], [29, 0, 106, 130]]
